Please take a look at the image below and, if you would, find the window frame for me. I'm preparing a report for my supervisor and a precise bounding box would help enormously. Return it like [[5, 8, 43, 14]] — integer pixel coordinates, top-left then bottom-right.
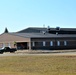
[[32, 41, 35, 47], [64, 41, 67, 46], [50, 41, 53, 46], [43, 41, 46, 46], [57, 41, 60, 46]]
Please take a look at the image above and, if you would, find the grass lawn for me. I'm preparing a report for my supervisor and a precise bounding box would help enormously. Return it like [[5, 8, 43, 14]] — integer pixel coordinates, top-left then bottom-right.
[[0, 55, 76, 75]]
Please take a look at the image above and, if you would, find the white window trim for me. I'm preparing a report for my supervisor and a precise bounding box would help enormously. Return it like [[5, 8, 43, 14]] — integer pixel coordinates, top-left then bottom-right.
[[43, 41, 46, 46], [8, 43, 11, 48], [32, 41, 35, 47], [57, 41, 60, 46], [64, 41, 67, 46], [50, 41, 53, 46]]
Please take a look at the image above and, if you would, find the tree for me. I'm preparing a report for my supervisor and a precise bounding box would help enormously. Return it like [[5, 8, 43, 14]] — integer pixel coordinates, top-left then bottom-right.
[[4, 28, 9, 33]]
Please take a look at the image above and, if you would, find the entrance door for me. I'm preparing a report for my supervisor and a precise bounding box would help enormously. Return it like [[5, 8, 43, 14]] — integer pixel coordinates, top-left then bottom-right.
[[17, 42, 28, 50]]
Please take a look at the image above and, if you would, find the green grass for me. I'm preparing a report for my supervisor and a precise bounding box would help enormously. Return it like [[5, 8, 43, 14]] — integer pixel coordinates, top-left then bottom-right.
[[0, 55, 76, 75]]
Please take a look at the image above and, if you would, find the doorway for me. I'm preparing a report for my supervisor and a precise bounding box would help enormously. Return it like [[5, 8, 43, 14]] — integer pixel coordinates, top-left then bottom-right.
[[17, 42, 28, 50]]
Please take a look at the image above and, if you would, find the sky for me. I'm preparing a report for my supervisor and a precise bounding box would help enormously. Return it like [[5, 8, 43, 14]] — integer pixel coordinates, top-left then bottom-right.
[[0, 0, 76, 33]]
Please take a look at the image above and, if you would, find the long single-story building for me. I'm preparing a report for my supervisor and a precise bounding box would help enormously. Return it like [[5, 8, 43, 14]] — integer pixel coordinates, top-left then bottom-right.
[[0, 27, 76, 50]]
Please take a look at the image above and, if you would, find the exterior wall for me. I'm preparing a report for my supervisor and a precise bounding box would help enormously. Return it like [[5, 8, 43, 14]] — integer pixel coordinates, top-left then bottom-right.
[[0, 33, 30, 48], [55, 38, 76, 49], [0, 33, 76, 50], [65, 38, 76, 49], [31, 38, 76, 50], [31, 38, 55, 50]]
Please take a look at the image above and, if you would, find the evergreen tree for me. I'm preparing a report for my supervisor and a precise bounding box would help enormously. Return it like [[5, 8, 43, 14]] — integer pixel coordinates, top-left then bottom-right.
[[4, 28, 8, 33]]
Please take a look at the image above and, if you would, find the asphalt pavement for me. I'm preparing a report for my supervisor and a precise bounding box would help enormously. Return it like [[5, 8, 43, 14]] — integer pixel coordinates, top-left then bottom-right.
[[0, 50, 76, 56]]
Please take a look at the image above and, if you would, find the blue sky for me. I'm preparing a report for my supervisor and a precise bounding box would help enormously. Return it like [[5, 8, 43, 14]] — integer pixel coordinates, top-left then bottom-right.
[[0, 0, 76, 33]]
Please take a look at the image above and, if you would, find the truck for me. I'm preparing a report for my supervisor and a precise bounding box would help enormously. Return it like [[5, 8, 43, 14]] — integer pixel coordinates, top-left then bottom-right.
[[0, 47, 17, 54], [0, 44, 17, 54]]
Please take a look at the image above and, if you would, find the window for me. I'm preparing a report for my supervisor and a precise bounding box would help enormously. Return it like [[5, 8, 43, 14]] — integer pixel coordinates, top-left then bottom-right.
[[32, 42, 35, 47], [57, 41, 60, 46], [8, 43, 11, 48], [64, 41, 67, 46], [50, 41, 53, 46], [43, 41, 46, 46]]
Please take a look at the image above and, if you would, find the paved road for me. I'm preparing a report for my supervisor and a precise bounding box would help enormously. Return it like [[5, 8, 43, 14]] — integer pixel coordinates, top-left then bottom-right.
[[0, 51, 76, 57]]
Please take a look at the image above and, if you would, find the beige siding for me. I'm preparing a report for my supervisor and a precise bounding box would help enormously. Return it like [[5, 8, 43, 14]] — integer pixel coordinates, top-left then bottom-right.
[[0, 33, 30, 43], [0, 33, 30, 48]]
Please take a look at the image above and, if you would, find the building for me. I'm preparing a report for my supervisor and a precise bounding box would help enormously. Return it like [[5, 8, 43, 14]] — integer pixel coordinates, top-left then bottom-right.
[[0, 27, 76, 50]]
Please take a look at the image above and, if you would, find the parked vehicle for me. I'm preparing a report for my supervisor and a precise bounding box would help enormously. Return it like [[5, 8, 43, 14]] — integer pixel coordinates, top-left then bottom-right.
[[0, 47, 17, 54]]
